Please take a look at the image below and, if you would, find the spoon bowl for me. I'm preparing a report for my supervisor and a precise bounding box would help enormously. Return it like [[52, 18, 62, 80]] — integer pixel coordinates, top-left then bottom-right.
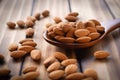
[[43, 19, 120, 49]]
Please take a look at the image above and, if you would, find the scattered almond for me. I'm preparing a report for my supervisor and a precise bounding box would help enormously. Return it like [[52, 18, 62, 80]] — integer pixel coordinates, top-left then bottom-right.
[[0, 54, 4, 61], [25, 20, 34, 28], [61, 59, 77, 67], [25, 28, 34, 38], [49, 70, 64, 80], [94, 50, 109, 59], [8, 43, 18, 51], [47, 61, 60, 73], [18, 46, 34, 53], [27, 16, 36, 23], [54, 52, 68, 61], [42, 10, 50, 17], [30, 50, 41, 61], [22, 66, 37, 74], [65, 15, 77, 22], [34, 12, 40, 20], [19, 38, 33, 44], [7, 21, 16, 29], [17, 20, 25, 28], [10, 50, 26, 58], [21, 41, 37, 47], [84, 68, 98, 80], [54, 17, 62, 23], [0, 68, 11, 76], [68, 12, 79, 17]]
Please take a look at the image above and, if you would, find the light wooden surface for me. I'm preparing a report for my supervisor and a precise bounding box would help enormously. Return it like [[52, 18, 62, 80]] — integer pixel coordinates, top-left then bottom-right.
[[0, 0, 120, 80]]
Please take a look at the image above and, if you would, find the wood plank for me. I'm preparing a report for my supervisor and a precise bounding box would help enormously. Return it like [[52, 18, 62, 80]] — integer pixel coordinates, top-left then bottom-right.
[[21, 0, 70, 80], [71, 0, 120, 80]]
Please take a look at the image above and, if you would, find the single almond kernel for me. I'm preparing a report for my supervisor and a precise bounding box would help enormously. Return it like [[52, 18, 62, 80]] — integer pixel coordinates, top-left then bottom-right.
[[30, 50, 41, 61], [54, 52, 68, 61], [22, 66, 37, 74], [0, 54, 4, 61], [27, 16, 36, 23], [10, 50, 26, 58], [18, 46, 34, 53], [75, 29, 90, 37], [25, 20, 34, 28], [21, 41, 37, 47], [42, 10, 50, 17], [34, 12, 40, 20], [65, 15, 77, 22], [8, 43, 18, 51], [61, 59, 77, 67], [17, 20, 25, 28], [76, 36, 91, 43], [19, 38, 33, 44], [68, 12, 79, 17], [0, 68, 11, 76], [7, 21, 16, 29], [25, 28, 34, 38], [54, 17, 62, 23], [88, 32, 101, 40]]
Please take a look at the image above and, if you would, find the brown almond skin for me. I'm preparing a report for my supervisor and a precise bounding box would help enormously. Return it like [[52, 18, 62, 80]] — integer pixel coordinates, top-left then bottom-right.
[[8, 43, 18, 51], [46, 23, 52, 28], [48, 31, 56, 38], [84, 21, 95, 27], [18, 46, 34, 53], [66, 28, 76, 38], [54, 17, 62, 23], [30, 50, 41, 61], [61, 59, 77, 67], [17, 20, 25, 28], [65, 15, 77, 22], [62, 24, 72, 33], [0, 68, 11, 76], [25, 20, 34, 28], [76, 37, 91, 43], [54, 52, 68, 61], [82, 77, 94, 80], [42, 10, 49, 17], [0, 54, 4, 61], [59, 37, 75, 43], [75, 29, 90, 37], [53, 27, 64, 36], [68, 12, 79, 17], [65, 64, 78, 75], [88, 32, 101, 40], [25, 28, 34, 38], [84, 68, 98, 80], [86, 27, 97, 33], [10, 76, 24, 80], [66, 72, 85, 80], [10, 50, 26, 58], [21, 41, 37, 47], [76, 21, 85, 29], [43, 56, 56, 68], [22, 71, 39, 80], [96, 26, 105, 33], [94, 51, 109, 59], [90, 19, 101, 26], [7, 21, 16, 29], [22, 66, 37, 74], [27, 16, 36, 23], [49, 70, 64, 80], [34, 12, 40, 20], [19, 38, 33, 44], [47, 61, 61, 73]]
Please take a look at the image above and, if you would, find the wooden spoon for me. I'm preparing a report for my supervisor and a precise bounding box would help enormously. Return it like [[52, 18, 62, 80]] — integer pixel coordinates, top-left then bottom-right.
[[43, 18, 120, 49]]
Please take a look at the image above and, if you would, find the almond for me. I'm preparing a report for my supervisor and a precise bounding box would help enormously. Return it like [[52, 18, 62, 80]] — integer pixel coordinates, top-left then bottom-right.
[[65, 15, 77, 22], [17, 20, 25, 28], [10, 76, 24, 80], [75, 29, 90, 37], [18, 46, 34, 53], [54, 52, 68, 61], [54, 35, 64, 41], [76, 21, 85, 29], [46, 23, 52, 28], [0, 54, 4, 60], [82, 77, 94, 80], [66, 28, 76, 38], [43, 56, 56, 68], [7, 21, 16, 29], [27, 16, 36, 23], [22, 71, 39, 80], [42, 10, 49, 17], [90, 19, 101, 26], [53, 27, 64, 36], [66, 72, 85, 80], [68, 12, 79, 17], [49, 70, 64, 80], [34, 12, 40, 20], [25, 20, 34, 28], [30, 50, 41, 61], [61, 59, 77, 66], [85, 21, 95, 27], [68, 22, 76, 28], [54, 17, 62, 23], [21, 41, 37, 47], [22, 66, 37, 74], [10, 50, 26, 58], [88, 32, 101, 40], [76, 36, 91, 43], [48, 31, 56, 38], [8, 43, 18, 51], [58, 37, 75, 43], [84, 68, 98, 80], [25, 28, 34, 38], [94, 50, 109, 59], [19, 38, 33, 44], [65, 64, 78, 75], [86, 27, 97, 33], [62, 24, 72, 33], [47, 61, 60, 73], [96, 26, 105, 33], [0, 68, 11, 76]]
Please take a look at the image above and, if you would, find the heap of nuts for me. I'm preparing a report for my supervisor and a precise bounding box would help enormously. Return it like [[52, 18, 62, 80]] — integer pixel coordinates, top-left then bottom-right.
[[46, 12, 105, 43], [6, 10, 50, 38], [43, 52, 98, 80], [10, 65, 40, 80], [8, 38, 41, 61]]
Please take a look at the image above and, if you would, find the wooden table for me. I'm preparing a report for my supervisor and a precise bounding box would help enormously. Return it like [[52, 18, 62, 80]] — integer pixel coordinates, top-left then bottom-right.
[[0, 0, 120, 80]]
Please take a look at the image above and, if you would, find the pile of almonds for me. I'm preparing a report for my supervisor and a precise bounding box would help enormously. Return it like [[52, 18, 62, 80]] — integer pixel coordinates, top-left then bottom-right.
[[46, 12, 105, 43], [10, 65, 40, 80], [43, 52, 98, 80], [8, 38, 41, 61]]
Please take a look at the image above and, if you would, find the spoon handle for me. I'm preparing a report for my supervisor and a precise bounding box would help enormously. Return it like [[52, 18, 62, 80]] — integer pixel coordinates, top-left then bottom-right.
[[104, 18, 120, 34]]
